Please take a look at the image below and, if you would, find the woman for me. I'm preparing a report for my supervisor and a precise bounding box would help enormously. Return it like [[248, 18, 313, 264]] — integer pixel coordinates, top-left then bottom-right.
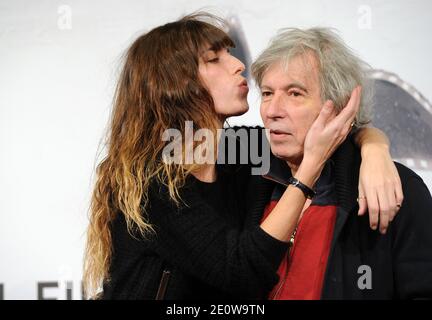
[[83, 13, 402, 299]]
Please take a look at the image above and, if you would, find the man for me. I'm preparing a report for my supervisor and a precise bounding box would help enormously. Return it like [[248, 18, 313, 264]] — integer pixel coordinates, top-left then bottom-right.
[[248, 28, 432, 299]]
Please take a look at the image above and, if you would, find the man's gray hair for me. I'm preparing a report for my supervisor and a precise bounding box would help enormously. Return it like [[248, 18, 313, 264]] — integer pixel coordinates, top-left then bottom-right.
[[252, 27, 372, 128]]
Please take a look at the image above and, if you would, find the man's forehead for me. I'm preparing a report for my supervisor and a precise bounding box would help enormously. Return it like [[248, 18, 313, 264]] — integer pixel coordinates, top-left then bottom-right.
[[261, 53, 319, 89]]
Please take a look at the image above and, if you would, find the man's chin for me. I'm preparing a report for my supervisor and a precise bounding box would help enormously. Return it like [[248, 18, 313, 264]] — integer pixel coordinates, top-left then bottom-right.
[[270, 147, 291, 161], [270, 145, 300, 161]]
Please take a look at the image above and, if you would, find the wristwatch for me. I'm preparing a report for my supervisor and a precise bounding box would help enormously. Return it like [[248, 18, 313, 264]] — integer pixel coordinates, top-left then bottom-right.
[[287, 177, 316, 199]]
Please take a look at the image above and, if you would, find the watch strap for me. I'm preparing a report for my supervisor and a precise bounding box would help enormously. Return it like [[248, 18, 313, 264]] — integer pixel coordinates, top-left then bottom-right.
[[287, 177, 316, 199]]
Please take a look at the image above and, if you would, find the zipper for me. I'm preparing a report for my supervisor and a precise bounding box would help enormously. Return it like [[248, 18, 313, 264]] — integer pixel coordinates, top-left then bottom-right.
[[270, 228, 297, 300]]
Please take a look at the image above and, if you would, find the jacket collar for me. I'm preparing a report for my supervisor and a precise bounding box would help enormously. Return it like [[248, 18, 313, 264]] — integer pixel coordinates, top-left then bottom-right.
[[262, 153, 292, 186]]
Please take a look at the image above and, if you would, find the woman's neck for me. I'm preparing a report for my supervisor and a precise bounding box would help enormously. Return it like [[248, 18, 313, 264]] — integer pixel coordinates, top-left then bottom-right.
[[191, 119, 225, 183], [192, 164, 217, 183]]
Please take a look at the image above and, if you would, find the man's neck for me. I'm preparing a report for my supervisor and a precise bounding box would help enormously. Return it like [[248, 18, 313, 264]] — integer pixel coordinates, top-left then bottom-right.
[[286, 159, 302, 176]]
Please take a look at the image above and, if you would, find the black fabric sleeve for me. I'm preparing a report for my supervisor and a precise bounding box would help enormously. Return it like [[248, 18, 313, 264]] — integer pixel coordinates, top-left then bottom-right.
[[392, 164, 432, 299], [147, 182, 287, 299]]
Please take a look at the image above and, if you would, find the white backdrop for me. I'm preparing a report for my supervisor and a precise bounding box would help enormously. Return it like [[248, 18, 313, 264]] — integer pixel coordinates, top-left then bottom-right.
[[1, 0, 431, 299]]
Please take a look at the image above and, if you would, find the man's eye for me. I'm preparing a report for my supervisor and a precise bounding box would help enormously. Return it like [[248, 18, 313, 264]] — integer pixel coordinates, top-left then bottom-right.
[[289, 90, 302, 97], [261, 91, 272, 97], [208, 57, 219, 63]]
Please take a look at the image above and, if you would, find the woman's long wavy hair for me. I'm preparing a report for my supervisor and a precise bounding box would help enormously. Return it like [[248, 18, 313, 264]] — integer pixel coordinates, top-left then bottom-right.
[[83, 13, 234, 299]]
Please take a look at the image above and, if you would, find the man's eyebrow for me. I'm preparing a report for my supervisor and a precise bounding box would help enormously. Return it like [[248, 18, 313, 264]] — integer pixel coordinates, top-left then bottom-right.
[[260, 82, 308, 93]]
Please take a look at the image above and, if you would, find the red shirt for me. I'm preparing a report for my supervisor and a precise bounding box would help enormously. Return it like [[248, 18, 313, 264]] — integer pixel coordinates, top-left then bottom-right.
[[262, 200, 337, 300]]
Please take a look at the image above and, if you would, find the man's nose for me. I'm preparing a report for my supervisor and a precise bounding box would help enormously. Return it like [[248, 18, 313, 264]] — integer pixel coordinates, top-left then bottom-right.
[[265, 92, 285, 119]]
